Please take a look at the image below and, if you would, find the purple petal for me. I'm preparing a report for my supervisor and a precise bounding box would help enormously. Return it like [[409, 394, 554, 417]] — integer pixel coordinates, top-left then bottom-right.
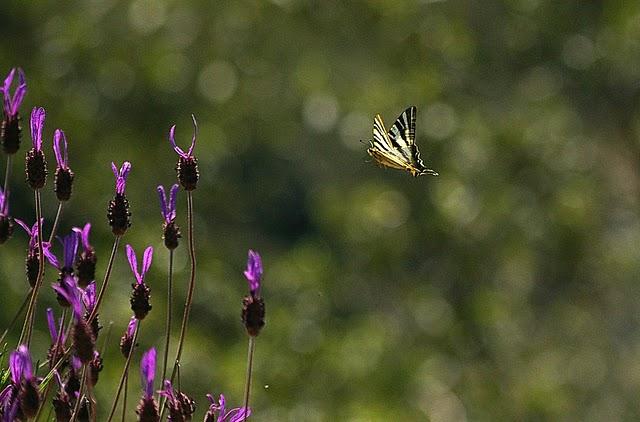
[[168, 184, 179, 220], [157, 185, 168, 220], [53, 129, 68, 168], [9, 345, 33, 382], [13, 218, 31, 237], [111, 162, 118, 179], [120, 161, 132, 180], [125, 244, 141, 283], [2, 399, 18, 422], [30, 107, 45, 151], [126, 315, 137, 337], [53, 275, 82, 318], [141, 246, 153, 278], [158, 380, 176, 402], [73, 223, 92, 251], [140, 348, 156, 398], [227, 407, 252, 422], [243, 250, 263, 295], [46, 308, 58, 342], [169, 124, 186, 157], [62, 231, 79, 269], [83, 281, 97, 312], [2, 68, 15, 116], [43, 242, 60, 269], [0, 187, 5, 214], [71, 356, 82, 371], [10, 69, 27, 116], [187, 114, 198, 157]]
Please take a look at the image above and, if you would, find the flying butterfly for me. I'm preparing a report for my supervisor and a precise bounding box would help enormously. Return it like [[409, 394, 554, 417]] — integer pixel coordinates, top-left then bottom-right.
[[366, 106, 439, 177]]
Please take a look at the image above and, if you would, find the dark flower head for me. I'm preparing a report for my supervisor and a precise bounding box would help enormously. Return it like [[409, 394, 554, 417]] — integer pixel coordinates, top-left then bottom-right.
[[157, 184, 179, 224], [2, 68, 26, 119], [169, 115, 197, 159], [29, 106, 45, 152], [243, 250, 262, 297], [112, 161, 132, 195], [74, 223, 96, 287], [140, 348, 156, 399], [127, 244, 153, 285], [53, 129, 69, 169], [158, 380, 196, 422], [88, 351, 103, 387], [204, 394, 251, 422]]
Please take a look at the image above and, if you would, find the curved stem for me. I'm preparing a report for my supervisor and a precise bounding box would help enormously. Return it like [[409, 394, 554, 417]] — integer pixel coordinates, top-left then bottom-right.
[[242, 336, 256, 422], [0, 290, 30, 346], [48, 201, 64, 244], [160, 250, 174, 399], [169, 192, 196, 383], [70, 365, 88, 422], [121, 374, 128, 422], [107, 321, 140, 422], [88, 236, 121, 324], [20, 189, 44, 347]]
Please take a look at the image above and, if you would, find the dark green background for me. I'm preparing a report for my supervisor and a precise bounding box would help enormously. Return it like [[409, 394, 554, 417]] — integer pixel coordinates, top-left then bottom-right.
[[1, 0, 640, 420]]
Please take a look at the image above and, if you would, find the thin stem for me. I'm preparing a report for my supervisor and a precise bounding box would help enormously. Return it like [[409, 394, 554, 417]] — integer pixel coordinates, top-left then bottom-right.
[[107, 321, 140, 422], [242, 336, 256, 422], [161, 249, 174, 396], [34, 308, 67, 422], [20, 189, 45, 347], [70, 365, 88, 422], [88, 235, 121, 324], [2, 155, 11, 205], [0, 290, 30, 346], [48, 201, 64, 244], [121, 374, 128, 422], [169, 191, 196, 383]]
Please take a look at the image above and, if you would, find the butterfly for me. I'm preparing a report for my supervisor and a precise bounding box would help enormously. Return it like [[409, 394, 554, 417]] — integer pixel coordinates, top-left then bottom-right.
[[366, 106, 439, 177]]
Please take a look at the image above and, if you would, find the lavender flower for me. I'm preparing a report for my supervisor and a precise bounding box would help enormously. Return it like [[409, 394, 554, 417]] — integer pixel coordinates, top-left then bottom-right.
[[53, 129, 75, 201], [0, 186, 14, 244], [25, 106, 47, 189], [14, 217, 47, 288], [107, 161, 132, 235], [120, 315, 137, 358], [158, 380, 196, 422], [1, 67, 26, 154], [88, 350, 103, 388], [127, 244, 153, 320], [0, 345, 40, 419], [136, 349, 160, 422], [45, 231, 80, 307], [52, 370, 72, 422], [73, 222, 97, 288], [158, 184, 181, 249], [241, 250, 265, 337], [83, 281, 101, 336], [170, 116, 199, 191], [204, 394, 251, 422]]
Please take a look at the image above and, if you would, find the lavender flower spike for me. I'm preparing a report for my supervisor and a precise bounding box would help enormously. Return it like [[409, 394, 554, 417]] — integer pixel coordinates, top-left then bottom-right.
[[119, 316, 137, 358], [170, 115, 199, 191], [1, 68, 26, 155], [140, 348, 156, 399], [29, 107, 45, 151], [157, 184, 179, 224], [2, 68, 26, 119], [157, 380, 195, 421], [53, 129, 75, 201], [243, 250, 262, 296], [127, 244, 153, 320], [15, 217, 48, 287], [7, 345, 40, 418], [112, 161, 132, 195], [204, 393, 251, 422], [74, 223, 97, 287]]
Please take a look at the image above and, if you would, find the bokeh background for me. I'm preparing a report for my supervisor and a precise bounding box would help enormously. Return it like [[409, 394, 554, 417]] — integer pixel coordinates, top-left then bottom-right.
[[1, 0, 640, 420]]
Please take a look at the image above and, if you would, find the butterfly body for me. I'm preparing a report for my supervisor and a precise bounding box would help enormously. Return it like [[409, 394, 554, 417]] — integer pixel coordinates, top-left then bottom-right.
[[366, 106, 438, 177]]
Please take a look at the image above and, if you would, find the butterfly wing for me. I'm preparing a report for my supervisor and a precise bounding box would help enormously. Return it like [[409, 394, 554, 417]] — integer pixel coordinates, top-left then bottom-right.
[[388, 106, 439, 176], [368, 113, 411, 170]]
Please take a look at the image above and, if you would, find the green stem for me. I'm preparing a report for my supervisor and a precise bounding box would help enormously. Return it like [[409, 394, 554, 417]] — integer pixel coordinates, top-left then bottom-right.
[[242, 336, 256, 422], [107, 321, 140, 422], [169, 192, 196, 383], [70, 365, 88, 422], [88, 235, 121, 324], [122, 373, 128, 422], [159, 249, 174, 409], [48, 201, 64, 244]]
